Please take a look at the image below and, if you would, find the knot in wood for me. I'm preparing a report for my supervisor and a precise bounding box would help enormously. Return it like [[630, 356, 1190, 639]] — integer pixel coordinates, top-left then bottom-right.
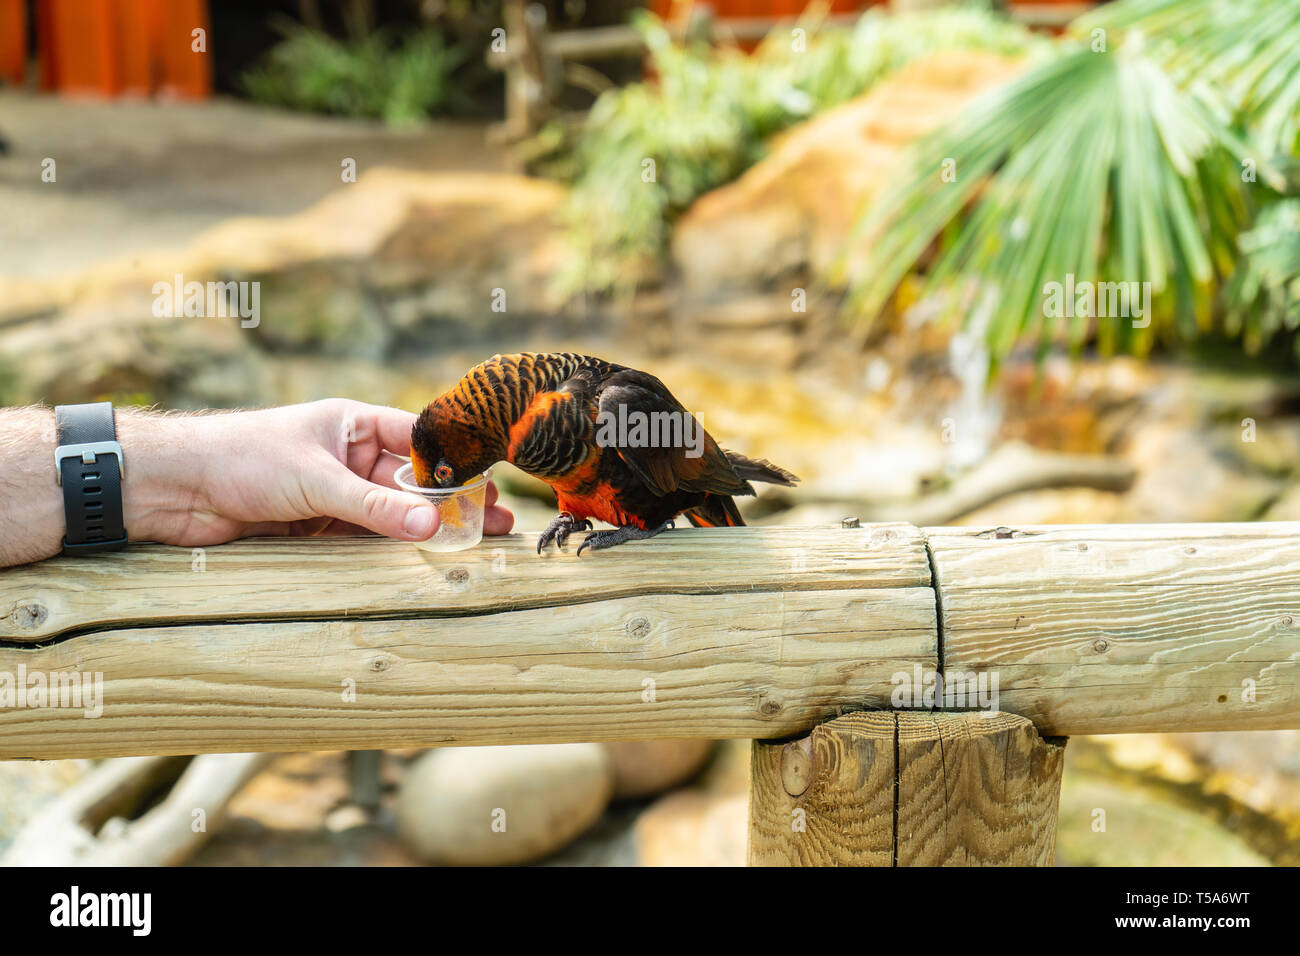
[[626, 617, 651, 638], [1092, 639, 1109, 654], [758, 695, 783, 717], [12, 602, 48, 630], [780, 737, 813, 796], [368, 655, 393, 673], [446, 568, 470, 586]]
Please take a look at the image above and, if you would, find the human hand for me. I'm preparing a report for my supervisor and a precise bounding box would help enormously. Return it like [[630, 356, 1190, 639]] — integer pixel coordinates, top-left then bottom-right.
[[120, 399, 515, 546]]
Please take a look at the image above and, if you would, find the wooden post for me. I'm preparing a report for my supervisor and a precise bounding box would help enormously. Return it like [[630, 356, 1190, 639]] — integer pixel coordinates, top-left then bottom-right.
[[748, 711, 1066, 866], [496, 0, 557, 147]]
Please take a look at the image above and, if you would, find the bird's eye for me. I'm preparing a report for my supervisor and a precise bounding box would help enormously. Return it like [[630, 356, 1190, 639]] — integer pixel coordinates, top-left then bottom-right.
[[435, 464, 454, 484]]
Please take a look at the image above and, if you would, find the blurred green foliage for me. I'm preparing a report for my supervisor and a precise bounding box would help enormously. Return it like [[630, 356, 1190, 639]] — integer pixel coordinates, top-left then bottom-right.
[[845, 0, 1300, 364], [549, 7, 1044, 298], [1225, 199, 1300, 354], [242, 27, 469, 123]]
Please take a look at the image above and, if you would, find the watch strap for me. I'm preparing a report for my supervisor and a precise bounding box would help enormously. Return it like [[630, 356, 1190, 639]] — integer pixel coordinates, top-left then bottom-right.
[[55, 402, 128, 553]]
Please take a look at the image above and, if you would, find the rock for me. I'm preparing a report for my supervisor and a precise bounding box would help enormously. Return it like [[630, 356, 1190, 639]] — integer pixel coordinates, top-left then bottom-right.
[[396, 744, 613, 866], [323, 805, 370, 833], [633, 791, 748, 866], [1264, 484, 1300, 521], [1143, 731, 1300, 827], [246, 261, 391, 358], [0, 760, 92, 855], [189, 752, 423, 866], [670, 51, 1026, 299], [956, 487, 1128, 527], [1232, 418, 1300, 478], [189, 168, 565, 277], [604, 740, 716, 800], [0, 290, 267, 408], [1121, 421, 1282, 523], [0, 168, 581, 408], [1055, 772, 1270, 867], [537, 803, 642, 866], [196, 170, 574, 353]]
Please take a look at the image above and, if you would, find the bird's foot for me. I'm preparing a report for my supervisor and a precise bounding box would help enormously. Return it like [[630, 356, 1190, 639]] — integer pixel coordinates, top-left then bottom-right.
[[537, 512, 592, 554], [576, 520, 673, 556]]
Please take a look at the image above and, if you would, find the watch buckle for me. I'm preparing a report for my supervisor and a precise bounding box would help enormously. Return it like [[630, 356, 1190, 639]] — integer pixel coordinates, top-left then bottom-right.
[[54, 441, 125, 486]]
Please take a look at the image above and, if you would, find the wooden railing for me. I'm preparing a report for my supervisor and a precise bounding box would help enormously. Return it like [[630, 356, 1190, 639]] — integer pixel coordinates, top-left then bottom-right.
[[2, 522, 1296, 865]]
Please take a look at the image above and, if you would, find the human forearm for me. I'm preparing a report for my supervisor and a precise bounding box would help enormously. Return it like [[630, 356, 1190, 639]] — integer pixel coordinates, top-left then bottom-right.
[[0, 406, 63, 566], [0, 400, 513, 569], [0, 407, 205, 566]]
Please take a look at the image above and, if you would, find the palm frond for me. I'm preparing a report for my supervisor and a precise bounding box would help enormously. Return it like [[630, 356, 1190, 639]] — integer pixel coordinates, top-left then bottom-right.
[[1079, 0, 1300, 159], [842, 41, 1252, 358], [1224, 199, 1300, 352]]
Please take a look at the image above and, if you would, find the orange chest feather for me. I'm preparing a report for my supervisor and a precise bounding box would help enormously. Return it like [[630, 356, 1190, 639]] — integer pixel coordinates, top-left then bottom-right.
[[554, 485, 642, 529], [542, 456, 643, 528]]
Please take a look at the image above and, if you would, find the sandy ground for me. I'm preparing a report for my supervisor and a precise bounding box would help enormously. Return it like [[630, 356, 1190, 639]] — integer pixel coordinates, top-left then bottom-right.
[[0, 92, 505, 279]]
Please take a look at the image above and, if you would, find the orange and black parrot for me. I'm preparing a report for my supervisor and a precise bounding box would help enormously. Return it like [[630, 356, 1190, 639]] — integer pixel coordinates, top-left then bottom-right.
[[410, 352, 798, 554]]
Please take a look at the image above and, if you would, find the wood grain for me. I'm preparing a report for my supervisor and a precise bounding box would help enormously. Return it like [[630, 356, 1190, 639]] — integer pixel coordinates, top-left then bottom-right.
[[748, 711, 1065, 866], [0, 588, 937, 759], [748, 711, 896, 866], [893, 712, 1064, 866], [2, 522, 1298, 758], [927, 523, 1300, 734], [0, 525, 929, 643]]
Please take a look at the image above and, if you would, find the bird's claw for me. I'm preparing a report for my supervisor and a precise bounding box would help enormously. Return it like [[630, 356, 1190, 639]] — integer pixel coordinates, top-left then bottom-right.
[[537, 512, 591, 554], [576, 521, 673, 556]]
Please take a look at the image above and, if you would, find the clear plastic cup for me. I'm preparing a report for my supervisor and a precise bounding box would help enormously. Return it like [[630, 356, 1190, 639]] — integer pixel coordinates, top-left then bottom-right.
[[393, 462, 491, 552]]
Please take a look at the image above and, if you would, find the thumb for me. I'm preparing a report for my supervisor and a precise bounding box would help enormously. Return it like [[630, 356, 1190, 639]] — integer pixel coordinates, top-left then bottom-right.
[[312, 464, 440, 541]]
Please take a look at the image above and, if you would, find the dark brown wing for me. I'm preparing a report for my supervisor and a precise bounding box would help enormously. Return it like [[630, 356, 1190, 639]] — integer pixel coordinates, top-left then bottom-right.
[[595, 369, 752, 498], [506, 367, 600, 479]]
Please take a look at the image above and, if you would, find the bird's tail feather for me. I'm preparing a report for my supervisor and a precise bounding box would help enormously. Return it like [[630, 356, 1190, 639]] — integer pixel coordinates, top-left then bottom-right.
[[684, 494, 745, 528], [723, 451, 799, 487]]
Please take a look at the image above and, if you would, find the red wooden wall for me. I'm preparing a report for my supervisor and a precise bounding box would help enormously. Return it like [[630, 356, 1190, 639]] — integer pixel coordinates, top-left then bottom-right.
[[0, 0, 25, 84], [0, 0, 210, 97]]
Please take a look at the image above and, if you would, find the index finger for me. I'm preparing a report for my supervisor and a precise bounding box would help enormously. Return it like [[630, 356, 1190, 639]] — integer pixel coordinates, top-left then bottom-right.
[[365, 404, 419, 457]]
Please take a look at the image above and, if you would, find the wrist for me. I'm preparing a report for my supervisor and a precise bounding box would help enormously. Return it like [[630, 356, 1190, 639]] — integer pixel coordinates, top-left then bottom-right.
[[2, 407, 64, 564], [116, 410, 206, 544]]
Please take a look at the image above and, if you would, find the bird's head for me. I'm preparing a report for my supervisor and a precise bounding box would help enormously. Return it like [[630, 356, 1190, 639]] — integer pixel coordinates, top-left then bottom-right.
[[410, 403, 500, 489]]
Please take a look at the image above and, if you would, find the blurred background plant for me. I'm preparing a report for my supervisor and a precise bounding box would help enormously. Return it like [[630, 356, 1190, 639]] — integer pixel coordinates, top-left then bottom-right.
[[1224, 199, 1300, 355], [841, 0, 1300, 367], [242, 23, 472, 122], [544, 5, 1045, 298]]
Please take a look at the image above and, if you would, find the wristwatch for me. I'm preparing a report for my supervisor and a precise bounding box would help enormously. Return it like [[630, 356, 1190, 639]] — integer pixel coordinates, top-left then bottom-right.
[[54, 402, 128, 553]]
